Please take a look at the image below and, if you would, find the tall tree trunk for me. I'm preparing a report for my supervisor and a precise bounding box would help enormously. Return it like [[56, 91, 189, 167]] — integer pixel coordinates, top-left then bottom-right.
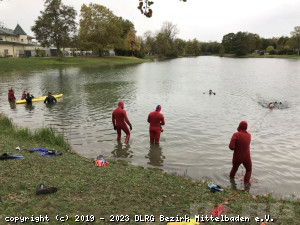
[[57, 42, 62, 57], [98, 48, 103, 57]]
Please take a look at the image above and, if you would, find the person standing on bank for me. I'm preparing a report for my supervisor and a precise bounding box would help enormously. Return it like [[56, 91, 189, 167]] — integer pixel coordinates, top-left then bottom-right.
[[229, 121, 252, 187], [112, 101, 132, 146], [147, 105, 165, 145]]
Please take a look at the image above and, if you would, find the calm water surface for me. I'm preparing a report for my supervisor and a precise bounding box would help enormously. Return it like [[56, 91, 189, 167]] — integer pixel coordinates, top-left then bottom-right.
[[1, 57, 300, 198]]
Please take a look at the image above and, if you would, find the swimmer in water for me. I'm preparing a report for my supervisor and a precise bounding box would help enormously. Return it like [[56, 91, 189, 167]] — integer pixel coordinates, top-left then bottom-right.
[[209, 89, 216, 95], [268, 102, 274, 109]]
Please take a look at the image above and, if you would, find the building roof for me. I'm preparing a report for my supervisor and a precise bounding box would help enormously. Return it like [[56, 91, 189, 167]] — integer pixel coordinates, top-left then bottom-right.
[[13, 24, 27, 35], [0, 27, 17, 36], [0, 24, 34, 39]]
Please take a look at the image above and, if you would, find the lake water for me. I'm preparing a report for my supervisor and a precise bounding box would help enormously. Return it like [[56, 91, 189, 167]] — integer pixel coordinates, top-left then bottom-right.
[[1, 56, 300, 198]]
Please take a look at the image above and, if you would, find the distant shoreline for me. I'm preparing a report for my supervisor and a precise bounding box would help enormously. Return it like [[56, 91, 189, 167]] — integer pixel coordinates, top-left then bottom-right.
[[0, 54, 299, 73], [221, 54, 300, 59]]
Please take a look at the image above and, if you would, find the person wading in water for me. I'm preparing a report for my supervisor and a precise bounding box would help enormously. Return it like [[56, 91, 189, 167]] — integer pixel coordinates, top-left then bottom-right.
[[229, 121, 252, 189], [112, 101, 132, 146], [147, 105, 165, 145]]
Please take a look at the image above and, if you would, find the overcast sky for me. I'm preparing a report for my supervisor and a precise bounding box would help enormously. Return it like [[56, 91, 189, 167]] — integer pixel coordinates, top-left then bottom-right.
[[1, 0, 299, 42]]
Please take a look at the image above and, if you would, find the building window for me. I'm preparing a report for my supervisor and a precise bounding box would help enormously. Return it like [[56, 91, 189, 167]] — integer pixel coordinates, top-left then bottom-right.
[[21, 39, 24, 42], [0, 37, 3, 41], [4, 49, 9, 54]]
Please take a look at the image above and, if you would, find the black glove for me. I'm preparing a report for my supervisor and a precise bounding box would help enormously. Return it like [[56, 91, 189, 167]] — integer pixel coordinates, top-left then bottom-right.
[[129, 125, 132, 131], [114, 125, 117, 130]]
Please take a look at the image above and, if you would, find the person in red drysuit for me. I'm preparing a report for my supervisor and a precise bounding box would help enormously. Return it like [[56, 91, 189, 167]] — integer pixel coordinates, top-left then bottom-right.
[[8, 87, 16, 101], [229, 121, 252, 186], [112, 101, 132, 145], [147, 105, 165, 144], [21, 91, 27, 100]]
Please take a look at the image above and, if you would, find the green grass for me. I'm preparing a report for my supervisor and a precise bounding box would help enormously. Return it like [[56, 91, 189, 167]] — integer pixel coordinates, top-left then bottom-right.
[[0, 56, 149, 72], [0, 114, 299, 225]]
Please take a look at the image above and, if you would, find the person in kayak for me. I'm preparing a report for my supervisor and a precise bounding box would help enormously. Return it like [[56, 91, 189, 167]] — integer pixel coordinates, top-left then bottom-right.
[[21, 91, 27, 100], [147, 105, 165, 145], [112, 101, 132, 146], [44, 92, 57, 104], [8, 87, 16, 101], [25, 93, 34, 104], [229, 121, 252, 187]]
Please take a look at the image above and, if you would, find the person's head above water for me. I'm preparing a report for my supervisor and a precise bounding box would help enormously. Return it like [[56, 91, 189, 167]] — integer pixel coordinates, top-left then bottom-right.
[[268, 102, 274, 108], [118, 101, 124, 109], [237, 121, 248, 131], [156, 105, 161, 112], [209, 89, 212, 94]]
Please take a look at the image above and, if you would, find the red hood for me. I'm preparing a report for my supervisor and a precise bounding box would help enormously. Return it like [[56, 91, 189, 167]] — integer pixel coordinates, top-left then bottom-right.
[[156, 105, 161, 112], [118, 101, 124, 108], [238, 121, 248, 131]]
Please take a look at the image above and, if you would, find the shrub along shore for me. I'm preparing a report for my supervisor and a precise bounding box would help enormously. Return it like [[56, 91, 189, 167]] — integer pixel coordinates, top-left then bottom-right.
[[0, 114, 299, 225], [0, 56, 148, 72]]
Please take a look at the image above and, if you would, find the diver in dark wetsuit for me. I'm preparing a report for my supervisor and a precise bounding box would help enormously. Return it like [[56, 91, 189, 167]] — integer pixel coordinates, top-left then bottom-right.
[[25, 93, 34, 104], [44, 92, 57, 104]]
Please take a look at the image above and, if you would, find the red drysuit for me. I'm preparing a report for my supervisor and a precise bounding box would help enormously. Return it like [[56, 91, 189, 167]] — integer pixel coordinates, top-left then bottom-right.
[[147, 105, 165, 144], [229, 121, 252, 184], [112, 101, 132, 144], [8, 89, 15, 101]]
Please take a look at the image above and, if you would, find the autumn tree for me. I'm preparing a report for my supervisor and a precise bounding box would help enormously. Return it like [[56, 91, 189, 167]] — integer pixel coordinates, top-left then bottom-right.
[[222, 32, 261, 56], [125, 29, 141, 54], [79, 3, 122, 56], [31, 0, 77, 56], [114, 17, 135, 53], [173, 38, 186, 56], [219, 44, 225, 57], [222, 33, 235, 54], [291, 26, 300, 55], [155, 21, 179, 56], [143, 31, 156, 55], [184, 39, 201, 56]]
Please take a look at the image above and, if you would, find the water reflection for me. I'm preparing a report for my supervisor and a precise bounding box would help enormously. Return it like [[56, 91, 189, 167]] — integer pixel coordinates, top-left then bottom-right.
[[111, 143, 133, 158], [25, 103, 35, 111], [145, 144, 165, 167], [45, 102, 56, 109]]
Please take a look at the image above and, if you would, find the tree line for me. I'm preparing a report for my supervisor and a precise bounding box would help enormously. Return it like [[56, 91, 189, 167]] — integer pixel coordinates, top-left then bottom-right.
[[221, 29, 300, 56], [30, 0, 300, 57]]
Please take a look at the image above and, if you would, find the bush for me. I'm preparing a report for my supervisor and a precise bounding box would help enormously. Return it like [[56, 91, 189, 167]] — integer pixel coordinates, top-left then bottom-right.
[[133, 51, 145, 58], [269, 50, 276, 55]]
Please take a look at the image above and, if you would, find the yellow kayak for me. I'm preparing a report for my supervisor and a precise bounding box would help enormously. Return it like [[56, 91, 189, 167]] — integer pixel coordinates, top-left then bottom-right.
[[16, 94, 63, 104]]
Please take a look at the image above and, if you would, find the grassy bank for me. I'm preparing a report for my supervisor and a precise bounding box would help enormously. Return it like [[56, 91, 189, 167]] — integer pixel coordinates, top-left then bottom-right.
[[0, 56, 148, 72], [0, 114, 299, 225]]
